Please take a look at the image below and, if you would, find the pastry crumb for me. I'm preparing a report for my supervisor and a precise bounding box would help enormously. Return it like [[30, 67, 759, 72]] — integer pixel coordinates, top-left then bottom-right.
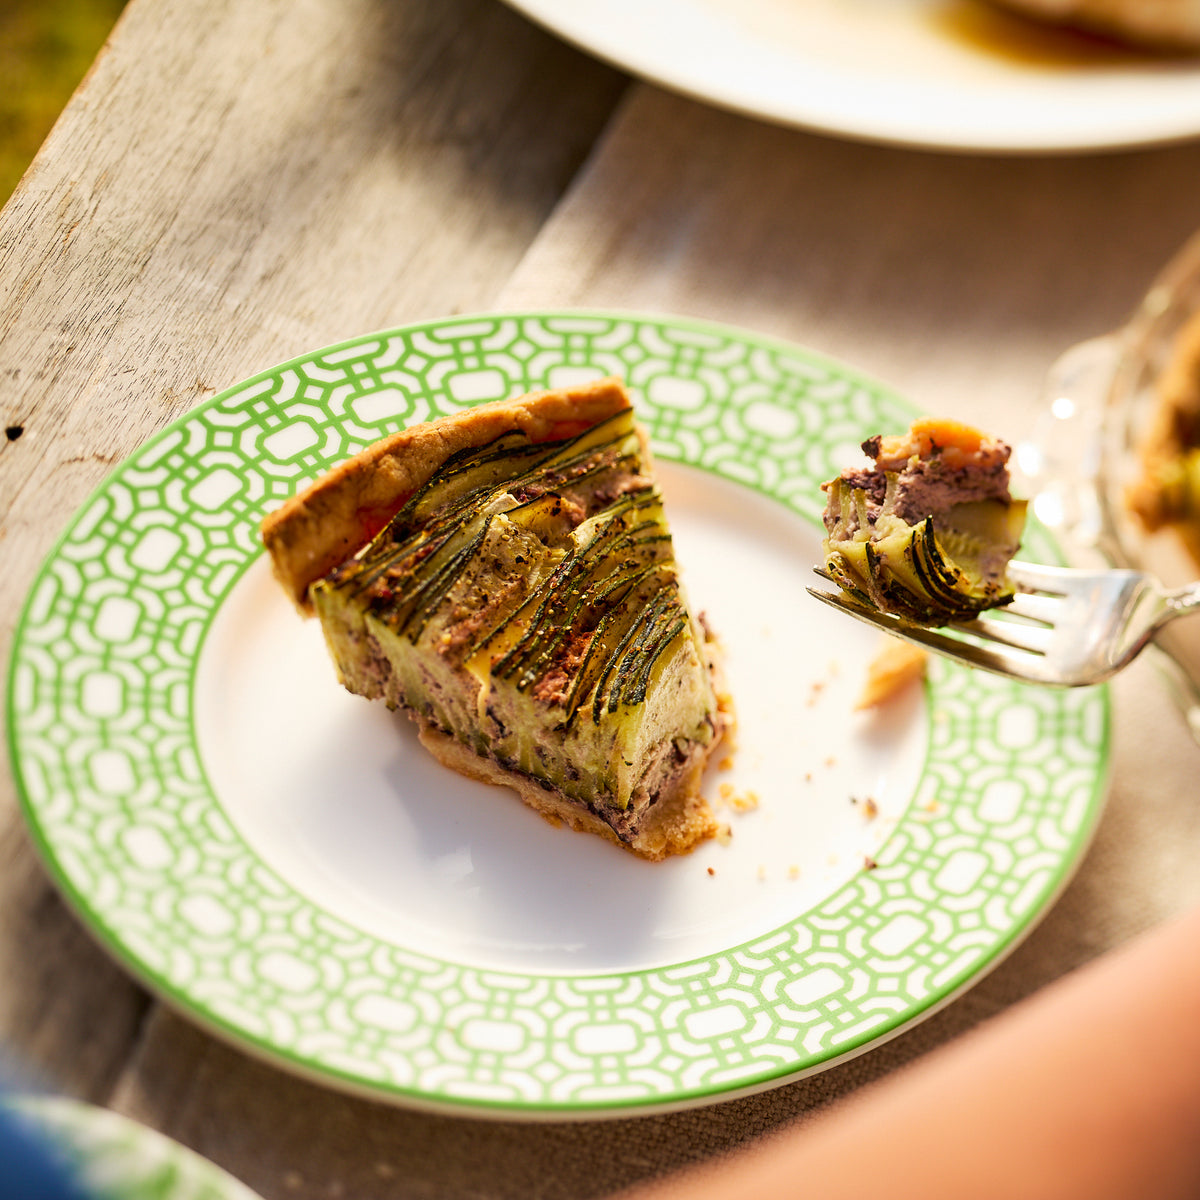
[[863, 855, 879, 871], [856, 638, 928, 710], [717, 784, 759, 812], [805, 660, 841, 708], [851, 795, 879, 821], [707, 866, 715, 876]]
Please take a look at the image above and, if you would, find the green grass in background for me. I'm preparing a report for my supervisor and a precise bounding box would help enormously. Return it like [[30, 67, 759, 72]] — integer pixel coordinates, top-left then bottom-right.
[[0, 0, 128, 204]]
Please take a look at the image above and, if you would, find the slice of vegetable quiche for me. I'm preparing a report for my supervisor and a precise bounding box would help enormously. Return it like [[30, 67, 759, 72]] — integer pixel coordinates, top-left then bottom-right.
[[822, 417, 1027, 625], [261, 377, 731, 860]]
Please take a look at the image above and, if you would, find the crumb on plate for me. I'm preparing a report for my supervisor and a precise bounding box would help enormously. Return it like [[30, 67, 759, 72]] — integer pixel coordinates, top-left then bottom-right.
[[851, 795, 880, 821], [856, 637, 928, 710]]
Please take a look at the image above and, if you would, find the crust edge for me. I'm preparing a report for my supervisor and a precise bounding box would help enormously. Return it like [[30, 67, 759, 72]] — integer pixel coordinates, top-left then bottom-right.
[[416, 723, 726, 862], [260, 376, 633, 611]]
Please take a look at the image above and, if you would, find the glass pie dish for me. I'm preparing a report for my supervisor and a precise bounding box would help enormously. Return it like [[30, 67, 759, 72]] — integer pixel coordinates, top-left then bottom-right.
[[1021, 229, 1200, 733]]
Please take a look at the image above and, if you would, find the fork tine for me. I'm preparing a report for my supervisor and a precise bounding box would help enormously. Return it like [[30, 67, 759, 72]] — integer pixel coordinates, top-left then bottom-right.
[[813, 562, 1056, 627], [809, 562, 1055, 653], [953, 613, 1054, 655], [997, 592, 1060, 625], [1004, 560, 1073, 594], [805, 587, 1062, 684]]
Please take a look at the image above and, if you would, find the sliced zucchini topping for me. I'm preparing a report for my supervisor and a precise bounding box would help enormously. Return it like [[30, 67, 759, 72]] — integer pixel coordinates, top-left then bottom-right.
[[821, 417, 1027, 625], [311, 407, 718, 811]]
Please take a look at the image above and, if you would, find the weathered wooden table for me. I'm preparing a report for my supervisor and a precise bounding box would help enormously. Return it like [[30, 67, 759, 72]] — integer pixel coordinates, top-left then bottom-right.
[[3, 2, 1200, 1196]]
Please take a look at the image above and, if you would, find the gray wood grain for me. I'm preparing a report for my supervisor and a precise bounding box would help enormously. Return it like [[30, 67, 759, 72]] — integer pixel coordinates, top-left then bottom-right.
[[499, 86, 1200, 443]]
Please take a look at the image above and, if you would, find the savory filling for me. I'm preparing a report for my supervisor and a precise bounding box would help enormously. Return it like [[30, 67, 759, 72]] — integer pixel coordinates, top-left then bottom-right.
[[310, 406, 723, 840], [822, 418, 1027, 625], [1127, 307, 1200, 565]]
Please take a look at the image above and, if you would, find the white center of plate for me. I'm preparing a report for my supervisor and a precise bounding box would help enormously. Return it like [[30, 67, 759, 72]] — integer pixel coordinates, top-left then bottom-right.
[[195, 465, 927, 974]]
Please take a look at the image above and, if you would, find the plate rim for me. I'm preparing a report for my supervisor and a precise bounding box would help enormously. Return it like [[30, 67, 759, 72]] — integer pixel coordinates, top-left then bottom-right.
[[7, 1095, 264, 1199], [500, 0, 1200, 154], [5, 308, 1112, 1118]]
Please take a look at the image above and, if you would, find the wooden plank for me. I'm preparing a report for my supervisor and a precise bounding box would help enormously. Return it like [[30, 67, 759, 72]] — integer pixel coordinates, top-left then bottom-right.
[[498, 86, 1200, 436], [0, 0, 626, 1103], [0, 824, 153, 1098]]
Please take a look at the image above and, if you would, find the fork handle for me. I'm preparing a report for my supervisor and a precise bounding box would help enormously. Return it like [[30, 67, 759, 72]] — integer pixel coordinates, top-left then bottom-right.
[[1166, 582, 1200, 616]]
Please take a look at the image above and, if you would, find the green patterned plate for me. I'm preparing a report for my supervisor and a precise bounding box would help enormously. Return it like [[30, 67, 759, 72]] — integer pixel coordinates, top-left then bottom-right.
[[7, 312, 1109, 1118], [9, 1096, 262, 1200]]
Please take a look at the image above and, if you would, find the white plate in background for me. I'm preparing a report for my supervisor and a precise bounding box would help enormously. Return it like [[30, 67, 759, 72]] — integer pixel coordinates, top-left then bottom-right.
[[502, 0, 1200, 152]]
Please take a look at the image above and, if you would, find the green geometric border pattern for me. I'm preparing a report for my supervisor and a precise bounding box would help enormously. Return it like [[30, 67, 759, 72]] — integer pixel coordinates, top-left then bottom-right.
[[7, 312, 1109, 1115]]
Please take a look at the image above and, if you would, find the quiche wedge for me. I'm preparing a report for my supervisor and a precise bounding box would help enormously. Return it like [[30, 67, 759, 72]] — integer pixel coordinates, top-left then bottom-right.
[[261, 378, 731, 860]]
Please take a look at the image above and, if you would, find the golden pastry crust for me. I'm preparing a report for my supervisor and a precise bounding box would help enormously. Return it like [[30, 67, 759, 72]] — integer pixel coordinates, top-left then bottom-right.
[[417, 726, 722, 862], [855, 639, 929, 711], [261, 376, 633, 611]]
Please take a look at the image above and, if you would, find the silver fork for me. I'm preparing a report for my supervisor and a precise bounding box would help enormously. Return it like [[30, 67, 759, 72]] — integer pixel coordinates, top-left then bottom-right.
[[807, 560, 1200, 687]]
